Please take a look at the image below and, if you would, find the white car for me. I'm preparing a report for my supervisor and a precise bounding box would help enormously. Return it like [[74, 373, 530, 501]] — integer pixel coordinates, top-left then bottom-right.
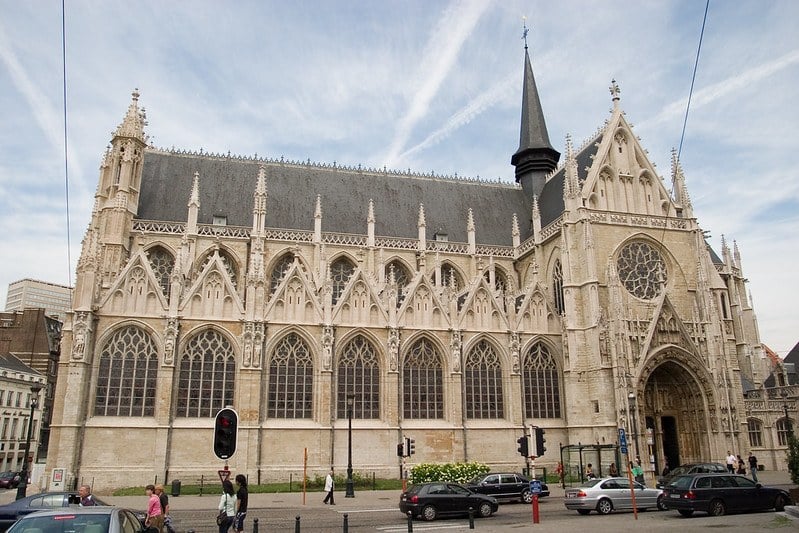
[[564, 477, 666, 515]]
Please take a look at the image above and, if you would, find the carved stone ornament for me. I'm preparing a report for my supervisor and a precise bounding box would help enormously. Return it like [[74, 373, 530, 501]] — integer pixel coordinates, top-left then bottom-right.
[[71, 312, 90, 361], [450, 330, 462, 373], [388, 327, 400, 372], [322, 325, 334, 370], [510, 332, 521, 374], [163, 317, 178, 365]]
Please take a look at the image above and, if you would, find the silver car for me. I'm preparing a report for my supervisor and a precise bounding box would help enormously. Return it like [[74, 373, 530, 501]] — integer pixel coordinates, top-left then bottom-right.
[[564, 477, 666, 515]]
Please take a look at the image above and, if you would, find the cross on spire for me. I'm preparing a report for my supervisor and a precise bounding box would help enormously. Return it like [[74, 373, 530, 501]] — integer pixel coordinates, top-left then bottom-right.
[[522, 16, 529, 50]]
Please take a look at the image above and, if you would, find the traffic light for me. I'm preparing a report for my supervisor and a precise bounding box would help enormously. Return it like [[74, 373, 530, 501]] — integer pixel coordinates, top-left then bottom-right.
[[534, 427, 546, 457], [213, 408, 238, 460], [405, 437, 415, 456], [517, 435, 529, 457], [397, 441, 405, 457]]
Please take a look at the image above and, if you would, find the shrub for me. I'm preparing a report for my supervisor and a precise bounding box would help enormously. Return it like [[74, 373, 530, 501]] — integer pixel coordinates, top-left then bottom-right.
[[409, 462, 490, 484]]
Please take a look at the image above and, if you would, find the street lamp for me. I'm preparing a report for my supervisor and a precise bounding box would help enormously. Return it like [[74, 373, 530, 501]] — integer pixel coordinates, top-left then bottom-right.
[[628, 392, 641, 463], [345, 393, 355, 498], [16, 384, 42, 500]]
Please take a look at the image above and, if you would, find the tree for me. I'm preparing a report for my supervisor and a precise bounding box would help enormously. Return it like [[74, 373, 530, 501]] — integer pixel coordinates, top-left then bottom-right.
[[786, 433, 799, 485]]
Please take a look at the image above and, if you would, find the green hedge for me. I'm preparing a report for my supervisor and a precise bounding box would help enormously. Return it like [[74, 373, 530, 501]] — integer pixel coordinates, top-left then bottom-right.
[[409, 462, 490, 484]]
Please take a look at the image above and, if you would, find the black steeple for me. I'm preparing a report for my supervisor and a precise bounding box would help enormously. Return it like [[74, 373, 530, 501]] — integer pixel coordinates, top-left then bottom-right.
[[511, 48, 560, 199]]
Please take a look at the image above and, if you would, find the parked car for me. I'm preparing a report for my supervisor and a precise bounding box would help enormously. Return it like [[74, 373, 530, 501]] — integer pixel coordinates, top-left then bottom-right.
[[656, 462, 726, 489], [564, 476, 666, 515], [466, 472, 549, 503], [6, 507, 145, 533], [662, 473, 791, 517], [399, 482, 499, 521], [0, 491, 113, 531], [0, 473, 20, 490]]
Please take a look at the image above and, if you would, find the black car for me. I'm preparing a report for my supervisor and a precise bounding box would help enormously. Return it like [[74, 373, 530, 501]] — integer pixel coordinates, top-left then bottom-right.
[[0, 491, 111, 531], [0, 473, 20, 490], [6, 507, 145, 533], [399, 482, 499, 521], [656, 462, 726, 489], [662, 473, 792, 517], [466, 472, 550, 503]]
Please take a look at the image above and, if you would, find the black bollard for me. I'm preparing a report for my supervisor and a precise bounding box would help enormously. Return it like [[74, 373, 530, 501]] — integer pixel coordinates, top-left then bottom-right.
[[253, 518, 259, 533], [468, 507, 474, 529], [295, 515, 301, 533], [343, 513, 349, 533], [406, 510, 413, 532]]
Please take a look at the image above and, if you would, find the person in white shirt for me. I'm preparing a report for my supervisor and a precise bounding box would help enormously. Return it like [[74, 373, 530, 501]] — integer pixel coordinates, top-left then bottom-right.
[[726, 451, 737, 473]]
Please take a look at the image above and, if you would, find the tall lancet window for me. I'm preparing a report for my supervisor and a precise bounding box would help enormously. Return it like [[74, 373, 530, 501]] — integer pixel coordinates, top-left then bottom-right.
[[270, 253, 294, 294], [553, 259, 565, 315], [337, 335, 380, 419], [268, 333, 313, 418], [403, 338, 443, 419], [465, 340, 504, 419], [176, 329, 235, 417], [147, 246, 175, 299], [95, 326, 158, 416], [386, 260, 412, 306], [521, 342, 561, 418], [330, 257, 355, 305]]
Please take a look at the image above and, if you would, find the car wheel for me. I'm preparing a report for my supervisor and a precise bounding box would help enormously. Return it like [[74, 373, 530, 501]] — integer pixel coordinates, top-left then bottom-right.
[[774, 494, 787, 512], [657, 494, 667, 511], [521, 489, 533, 504], [708, 499, 726, 516], [421, 505, 437, 521], [577, 509, 591, 515], [478, 502, 493, 518], [596, 498, 613, 515], [678, 509, 694, 517]]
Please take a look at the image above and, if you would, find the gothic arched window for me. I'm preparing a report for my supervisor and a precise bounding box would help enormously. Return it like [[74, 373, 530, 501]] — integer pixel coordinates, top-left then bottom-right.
[[270, 253, 295, 294], [330, 257, 356, 305], [521, 342, 561, 418], [337, 335, 380, 419], [435, 263, 463, 291], [268, 333, 313, 418], [386, 260, 412, 306], [176, 329, 235, 417], [95, 326, 158, 416], [553, 260, 565, 315], [147, 246, 174, 298], [465, 340, 504, 419], [484, 268, 508, 294], [777, 417, 793, 446], [403, 338, 443, 419], [747, 418, 763, 447]]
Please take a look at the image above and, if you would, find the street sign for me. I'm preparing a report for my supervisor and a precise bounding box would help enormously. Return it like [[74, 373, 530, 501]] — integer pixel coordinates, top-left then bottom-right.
[[218, 469, 231, 483], [530, 479, 542, 495], [618, 427, 628, 455]]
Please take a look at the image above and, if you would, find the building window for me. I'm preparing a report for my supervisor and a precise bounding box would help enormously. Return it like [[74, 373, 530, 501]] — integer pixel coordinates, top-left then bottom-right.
[[553, 260, 565, 315], [747, 418, 763, 447], [403, 338, 443, 419], [386, 260, 412, 306], [330, 257, 355, 305], [95, 326, 159, 416], [616, 241, 667, 300], [147, 246, 175, 298], [337, 335, 380, 419], [176, 330, 235, 418], [777, 417, 793, 446], [522, 342, 561, 418], [436, 263, 462, 291], [268, 333, 313, 419], [270, 253, 295, 294], [484, 268, 508, 294], [465, 340, 504, 419]]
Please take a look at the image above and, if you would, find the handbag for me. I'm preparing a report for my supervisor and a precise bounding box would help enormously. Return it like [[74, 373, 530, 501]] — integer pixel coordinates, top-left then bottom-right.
[[216, 510, 227, 526]]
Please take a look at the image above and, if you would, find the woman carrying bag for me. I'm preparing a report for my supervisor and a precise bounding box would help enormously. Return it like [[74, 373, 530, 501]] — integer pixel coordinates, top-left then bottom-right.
[[217, 480, 237, 533]]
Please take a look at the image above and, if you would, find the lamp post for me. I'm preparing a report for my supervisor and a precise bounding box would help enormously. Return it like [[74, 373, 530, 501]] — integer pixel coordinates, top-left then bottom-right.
[[628, 392, 641, 463], [345, 393, 355, 498], [16, 384, 42, 500]]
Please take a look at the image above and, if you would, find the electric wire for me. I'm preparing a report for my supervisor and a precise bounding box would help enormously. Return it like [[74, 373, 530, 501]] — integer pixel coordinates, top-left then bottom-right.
[[61, 0, 73, 289], [677, 0, 710, 161]]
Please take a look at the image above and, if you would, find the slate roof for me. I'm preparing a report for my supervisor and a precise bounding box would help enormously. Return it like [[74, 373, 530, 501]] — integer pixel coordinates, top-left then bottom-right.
[[137, 150, 535, 246], [0, 353, 40, 376]]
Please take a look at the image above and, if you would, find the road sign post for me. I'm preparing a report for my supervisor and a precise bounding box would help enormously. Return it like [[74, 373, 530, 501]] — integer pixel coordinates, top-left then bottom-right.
[[620, 427, 638, 521], [530, 479, 542, 524]]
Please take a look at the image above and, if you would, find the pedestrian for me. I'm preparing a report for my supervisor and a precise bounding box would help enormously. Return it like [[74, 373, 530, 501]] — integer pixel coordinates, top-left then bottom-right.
[[78, 485, 97, 506], [234, 474, 248, 533], [726, 450, 736, 473], [609, 462, 618, 477], [555, 461, 565, 487], [662, 459, 670, 477], [748, 452, 759, 482], [632, 460, 645, 485], [736, 455, 746, 474], [217, 479, 237, 533], [323, 468, 336, 505], [585, 463, 595, 479], [145, 484, 164, 533], [154, 484, 174, 533]]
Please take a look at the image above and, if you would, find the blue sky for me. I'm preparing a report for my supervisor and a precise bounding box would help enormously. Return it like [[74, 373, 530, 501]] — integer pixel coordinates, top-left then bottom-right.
[[0, 0, 797, 356]]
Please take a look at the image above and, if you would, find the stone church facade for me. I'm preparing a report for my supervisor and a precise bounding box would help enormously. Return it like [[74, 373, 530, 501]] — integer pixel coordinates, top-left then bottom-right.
[[46, 50, 771, 490]]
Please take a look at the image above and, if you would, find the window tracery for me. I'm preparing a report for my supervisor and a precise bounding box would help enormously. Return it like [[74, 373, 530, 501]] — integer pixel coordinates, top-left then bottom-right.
[[268, 333, 313, 418], [403, 338, 443, 419], [465, 340, 504, 419], [176, 329, 235, 417], [553, 260, 565, 315], [521, 342, 561, 418], [616, 241, 667, 299], [95, 326, 158, 416], [270, 253, 294, 294], [147, 246, 174, 298], [337, 335, 380, 419], [330, 258, 355, 305]]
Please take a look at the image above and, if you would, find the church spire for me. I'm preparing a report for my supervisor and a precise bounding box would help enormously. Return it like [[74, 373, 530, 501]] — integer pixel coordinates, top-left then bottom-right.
[[113, 89, 147, 143], [511, 44, 560, 200]]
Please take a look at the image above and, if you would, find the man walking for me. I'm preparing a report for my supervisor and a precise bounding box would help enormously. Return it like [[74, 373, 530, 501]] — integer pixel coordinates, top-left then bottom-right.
[[748, 452, 759, 482], [726, 451, 736, 473], [322, 468, 335, 505]]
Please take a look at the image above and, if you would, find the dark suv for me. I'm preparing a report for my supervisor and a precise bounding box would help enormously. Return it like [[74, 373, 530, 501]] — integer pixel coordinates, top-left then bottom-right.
[[466, 473, 549, 503], [656, 462, 726, 489], [662, 473, 791, 516]]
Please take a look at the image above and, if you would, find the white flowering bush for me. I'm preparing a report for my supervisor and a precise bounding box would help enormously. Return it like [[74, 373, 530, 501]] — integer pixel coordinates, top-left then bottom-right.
[[409, 461, 490, 484]]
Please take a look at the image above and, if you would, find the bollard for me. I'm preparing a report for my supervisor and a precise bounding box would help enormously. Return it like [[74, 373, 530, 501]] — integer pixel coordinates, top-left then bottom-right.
[[468, 507, 474, 529], [406, 510, 413, 532], [343, 513, 349, 533], [295, 515, 301, 533], [253, 518, 259, 533]]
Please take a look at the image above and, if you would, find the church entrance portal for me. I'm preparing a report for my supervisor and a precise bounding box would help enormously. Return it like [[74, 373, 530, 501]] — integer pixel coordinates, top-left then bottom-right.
[[641, 359, 712, 472]]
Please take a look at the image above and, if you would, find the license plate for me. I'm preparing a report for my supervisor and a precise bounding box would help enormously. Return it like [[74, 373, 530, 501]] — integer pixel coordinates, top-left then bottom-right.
[[670, 493, 680, 498], [565, 493, 574, 498]]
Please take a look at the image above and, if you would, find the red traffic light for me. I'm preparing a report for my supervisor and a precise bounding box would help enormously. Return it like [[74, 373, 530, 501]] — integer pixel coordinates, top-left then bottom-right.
[[213, 408, 239, 460]]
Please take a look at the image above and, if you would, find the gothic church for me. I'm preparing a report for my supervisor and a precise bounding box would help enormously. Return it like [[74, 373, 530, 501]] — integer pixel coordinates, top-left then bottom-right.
[[46, 48, 769, 490]]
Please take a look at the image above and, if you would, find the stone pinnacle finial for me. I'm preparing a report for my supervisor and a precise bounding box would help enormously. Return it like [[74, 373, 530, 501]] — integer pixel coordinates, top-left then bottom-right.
[[609, 79, 621, 108]]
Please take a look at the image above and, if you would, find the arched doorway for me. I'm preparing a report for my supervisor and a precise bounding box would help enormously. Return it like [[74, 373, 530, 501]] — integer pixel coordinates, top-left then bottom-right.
[[638, 355, 716, 474]]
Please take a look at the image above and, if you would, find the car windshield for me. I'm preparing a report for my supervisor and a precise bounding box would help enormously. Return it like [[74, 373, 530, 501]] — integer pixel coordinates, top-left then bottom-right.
[[668, 475, 694, 489], [582, 479, 603, 488], [9, 514, 110, 533], [666, 465, 690, 477]]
